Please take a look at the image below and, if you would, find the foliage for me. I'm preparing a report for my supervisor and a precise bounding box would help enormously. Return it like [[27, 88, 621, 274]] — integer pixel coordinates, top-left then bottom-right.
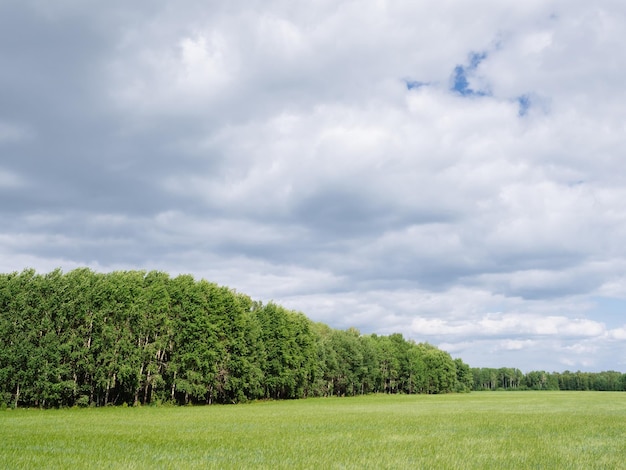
[[471, 367, 626, 392], [0, 269, 468, 407]]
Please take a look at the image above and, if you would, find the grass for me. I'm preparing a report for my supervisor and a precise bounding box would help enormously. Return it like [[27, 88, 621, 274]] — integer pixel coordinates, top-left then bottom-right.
[[2, 392, 626, 469]]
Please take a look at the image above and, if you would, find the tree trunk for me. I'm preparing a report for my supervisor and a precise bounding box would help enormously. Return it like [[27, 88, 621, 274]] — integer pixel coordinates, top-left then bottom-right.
[[87, 317, 93, 350], [143, 370, 151, 404], [171, 371, 176, 402], [134, 363, 144, 406], [105, 373, 115, 406], [14, 383, 20, 408]]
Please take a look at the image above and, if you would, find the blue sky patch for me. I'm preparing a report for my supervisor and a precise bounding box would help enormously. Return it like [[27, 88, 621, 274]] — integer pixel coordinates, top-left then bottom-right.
[[517, 95, 531, 116], [590, 297, 626, 328], [404, 79, 427, 90], [452, 51, 489, 96]]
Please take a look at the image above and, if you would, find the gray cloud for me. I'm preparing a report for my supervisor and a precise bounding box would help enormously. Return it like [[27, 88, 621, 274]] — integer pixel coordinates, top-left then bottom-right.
[[2, 0, 626, 372]]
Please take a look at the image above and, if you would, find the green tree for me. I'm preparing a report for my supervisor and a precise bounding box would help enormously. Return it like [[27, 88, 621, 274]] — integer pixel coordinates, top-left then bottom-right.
[[454, 358, 472, 392], [419, 344, 456, 394]]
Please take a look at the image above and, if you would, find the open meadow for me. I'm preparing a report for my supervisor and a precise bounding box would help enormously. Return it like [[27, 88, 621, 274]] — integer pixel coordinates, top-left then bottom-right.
[[1, 391, 625, 469]]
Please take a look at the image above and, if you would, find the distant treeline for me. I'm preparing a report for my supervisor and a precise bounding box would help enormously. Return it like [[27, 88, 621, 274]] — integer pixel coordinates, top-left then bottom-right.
[[0, 269, 472, 408], [471, 367, 626, 391]]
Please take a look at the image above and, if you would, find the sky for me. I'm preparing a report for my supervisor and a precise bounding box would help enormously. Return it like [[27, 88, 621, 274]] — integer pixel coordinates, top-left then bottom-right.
[[2, 0, 626, 373]]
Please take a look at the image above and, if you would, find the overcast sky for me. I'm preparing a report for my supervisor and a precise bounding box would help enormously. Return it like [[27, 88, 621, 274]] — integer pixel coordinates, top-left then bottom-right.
[[2, 0, 626, 372]]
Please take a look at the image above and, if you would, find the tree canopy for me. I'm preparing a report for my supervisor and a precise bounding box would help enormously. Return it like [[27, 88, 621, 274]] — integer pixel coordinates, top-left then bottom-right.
[[0, 269, 470, 408], [470, 367, 626, 392]]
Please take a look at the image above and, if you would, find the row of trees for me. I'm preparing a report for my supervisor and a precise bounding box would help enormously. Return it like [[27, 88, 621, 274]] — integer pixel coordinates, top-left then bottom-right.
[[0, 269, 472, 408], [471, 367, 626, 391]]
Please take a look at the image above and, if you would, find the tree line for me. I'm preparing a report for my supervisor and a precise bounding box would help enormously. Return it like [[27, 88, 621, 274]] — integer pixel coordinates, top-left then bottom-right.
[[471, 367, 626, 391], [0, 269, 472, 408]]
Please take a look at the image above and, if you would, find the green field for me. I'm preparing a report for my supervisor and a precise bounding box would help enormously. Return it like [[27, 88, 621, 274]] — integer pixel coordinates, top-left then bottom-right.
[[2, 392, 625, 469]]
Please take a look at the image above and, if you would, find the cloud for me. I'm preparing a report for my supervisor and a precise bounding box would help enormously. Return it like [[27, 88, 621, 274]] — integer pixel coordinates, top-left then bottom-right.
[[0, 169, 27, 189], [0, 121, 31, 144], [1, 0, 626, 373], [410, 313, 605, 338], [494, 339, 537, 351]]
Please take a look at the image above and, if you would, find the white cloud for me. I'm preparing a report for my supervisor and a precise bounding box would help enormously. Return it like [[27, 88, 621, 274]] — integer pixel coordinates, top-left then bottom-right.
[[409, 313, 605, 338], [4, 0, 626, 372], [608, 327, 626, 341], [494, 339, 536, 351]]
